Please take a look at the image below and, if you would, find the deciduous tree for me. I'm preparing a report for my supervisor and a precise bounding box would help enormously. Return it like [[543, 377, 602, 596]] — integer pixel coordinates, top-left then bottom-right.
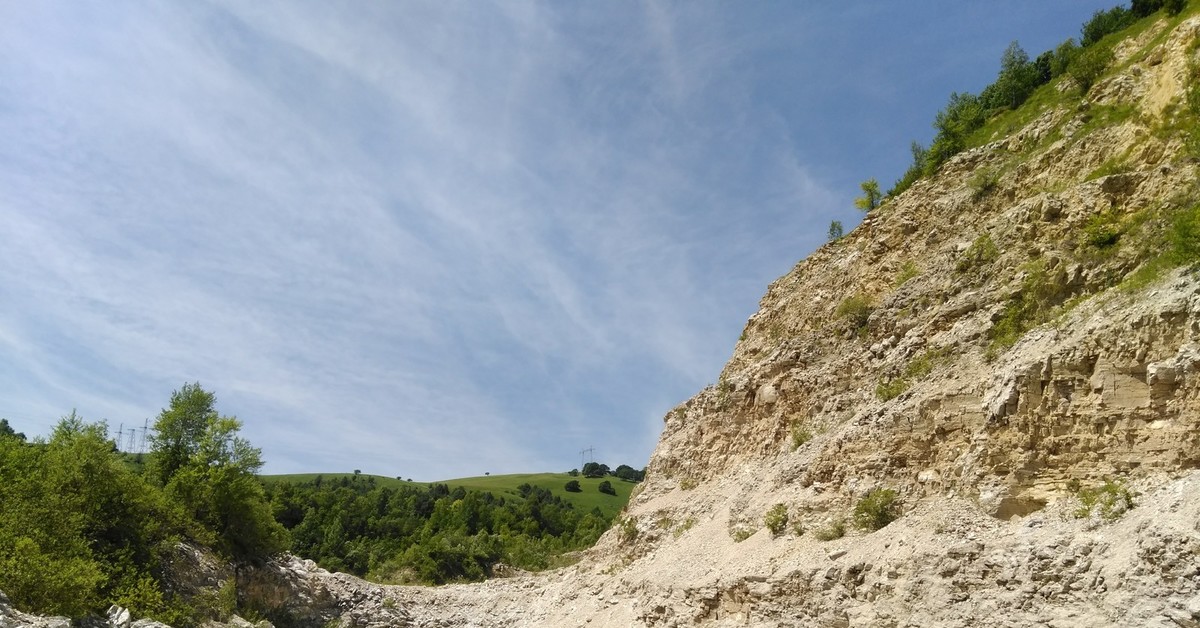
[[854, 179, 881, 212], [149, 383, 286, 561]]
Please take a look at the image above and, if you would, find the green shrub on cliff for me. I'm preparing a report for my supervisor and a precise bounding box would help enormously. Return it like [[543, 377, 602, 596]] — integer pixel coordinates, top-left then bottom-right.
[[1072, 479, 1135, 521], [836, 293, 873, 332], [853, 488, 899, 531], [763, 504, 790, 536]]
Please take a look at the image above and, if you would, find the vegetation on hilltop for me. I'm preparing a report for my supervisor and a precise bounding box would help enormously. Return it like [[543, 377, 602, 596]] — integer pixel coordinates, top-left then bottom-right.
[[884, 0, 1190, 199]]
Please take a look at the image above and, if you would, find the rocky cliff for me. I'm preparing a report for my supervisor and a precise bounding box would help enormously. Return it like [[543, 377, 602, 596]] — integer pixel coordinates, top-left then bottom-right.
[[9, 12, 1200, 628]]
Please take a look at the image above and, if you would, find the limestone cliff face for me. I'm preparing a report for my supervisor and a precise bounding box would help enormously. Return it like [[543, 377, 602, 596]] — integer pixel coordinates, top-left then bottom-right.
[[647, 15, 1200, 518]]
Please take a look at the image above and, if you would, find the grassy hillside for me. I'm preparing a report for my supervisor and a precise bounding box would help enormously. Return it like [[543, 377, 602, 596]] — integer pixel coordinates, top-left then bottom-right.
[[261, 471, 636, 519]]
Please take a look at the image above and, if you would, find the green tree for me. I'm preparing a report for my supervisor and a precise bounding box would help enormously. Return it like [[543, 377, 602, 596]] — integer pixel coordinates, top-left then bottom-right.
[[854, 179, 882, 212], [148, 382, 219, 486], [597, 480, 616, 496], [927, 92, 986, 173], [1050, 39, 1080, 78], [983, 41, 1040, 110], [827, 220, 844, 242], [888, 141, 928, 197], [0, 413, 187, 619], [581, 462, 609, 478], [1132, 0, 1168, 17], [612, 464, 644, 482], [150, 384, 287, 561], [564, 480, 582, 492], [1068, 43, 1114, 93], [0, 418, 24, 441], [0, 422, 105, 616], [1081, 6, 1134, 47]]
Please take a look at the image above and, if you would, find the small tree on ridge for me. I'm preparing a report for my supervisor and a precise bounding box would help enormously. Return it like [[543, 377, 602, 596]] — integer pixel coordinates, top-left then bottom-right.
[[855, 179, 881, 212]]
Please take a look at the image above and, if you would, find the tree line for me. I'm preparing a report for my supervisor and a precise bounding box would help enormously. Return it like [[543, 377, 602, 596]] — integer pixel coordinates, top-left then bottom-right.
[[263, 475, 612, 584]]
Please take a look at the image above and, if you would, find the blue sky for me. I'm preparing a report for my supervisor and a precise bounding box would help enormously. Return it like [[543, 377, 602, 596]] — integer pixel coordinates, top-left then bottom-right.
[[0, 1, 1112, 479]]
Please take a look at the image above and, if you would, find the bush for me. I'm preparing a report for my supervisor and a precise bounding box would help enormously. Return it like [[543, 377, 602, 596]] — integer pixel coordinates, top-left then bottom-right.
[[1132, 0, 1165, 16], [969, 168, 1000, 201], [904, 349, 939, 379], [956, 234, 1000, 273], [564, 480, 581, 493], [0, 534, 105, 617], [827, 220, 844, 242], [1081, 7, 1135, 47], [1084, 211, 1122, 248], [836, 294, 873, 331], [1170, 204, 1200, 263], [894, 261, 920, 286], [598, 480, 616, 496], [813, 520, 846, 541], [618, 517, 638, 543], [1072, 480, 1135, 521], [763, 504, 789, 536], [1050, 39, 1080, 78], [790, 422, 813, 450], [729, 527, 755, 542], [853, 488, 899, 531], [989, 259, 1070, 351], [672, 518, 696, 539], [0, 415, 188, 620], [875, 378, 909, 402], [1069, 44, 1114, 93]]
